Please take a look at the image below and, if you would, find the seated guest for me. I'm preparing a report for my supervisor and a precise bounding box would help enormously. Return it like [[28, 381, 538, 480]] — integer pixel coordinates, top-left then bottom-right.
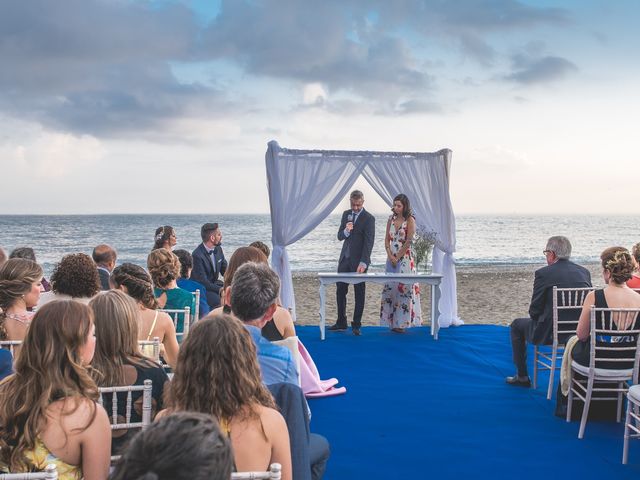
[[506, 236, 592, 387], [92, 244, 117, 290], [89, 290, 169, 454], [250, 240, 271, 259], [147, 249, 196, 339], [227, 262, 298, 385], [573, 247, 640, 368], [152, 225, 177, 251], [191, 222, 227, 309], [0, 258, 44, 357], [0, 246, 6, 266], [0, 300, 111, 479], [627, 242, 640, 289], [38, 253, 101, 307], [111, 263, 179, 369], [173, 249, 210, 318], [110, 412, 233, 480], [9, 247, 51, 291], [0, 349, 11, 381], [162, 314, 292, 480], [215, 246, 295, 340]]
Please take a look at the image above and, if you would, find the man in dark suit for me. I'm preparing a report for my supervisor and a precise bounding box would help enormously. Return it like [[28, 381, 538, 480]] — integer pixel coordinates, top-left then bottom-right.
[[506, 235, 592, 387], [329, 190, 375, 336], [92, 244, 117, 290], [191, 222, 227, 309]]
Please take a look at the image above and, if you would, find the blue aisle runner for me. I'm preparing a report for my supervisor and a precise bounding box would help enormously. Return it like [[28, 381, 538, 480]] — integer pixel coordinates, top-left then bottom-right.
[[296, 325, 640, 479]]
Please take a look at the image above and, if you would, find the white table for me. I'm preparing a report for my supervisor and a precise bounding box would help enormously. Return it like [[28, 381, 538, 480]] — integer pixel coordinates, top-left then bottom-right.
[[317, 272, 443, 340]]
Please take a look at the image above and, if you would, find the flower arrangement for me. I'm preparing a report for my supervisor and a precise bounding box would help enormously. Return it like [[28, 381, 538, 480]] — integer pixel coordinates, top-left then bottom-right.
[[413, 226, 437, 272]]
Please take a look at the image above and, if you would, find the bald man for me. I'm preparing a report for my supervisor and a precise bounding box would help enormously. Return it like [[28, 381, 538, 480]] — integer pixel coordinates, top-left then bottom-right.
[[92, 244, 117, 290]]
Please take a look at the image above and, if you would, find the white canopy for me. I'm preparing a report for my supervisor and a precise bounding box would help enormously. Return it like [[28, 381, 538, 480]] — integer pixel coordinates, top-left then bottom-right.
[[265, 140, 461, 328]]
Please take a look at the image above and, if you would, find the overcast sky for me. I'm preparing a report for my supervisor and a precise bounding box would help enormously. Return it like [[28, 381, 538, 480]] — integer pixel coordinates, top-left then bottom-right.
[[1, 0, 638, 215]]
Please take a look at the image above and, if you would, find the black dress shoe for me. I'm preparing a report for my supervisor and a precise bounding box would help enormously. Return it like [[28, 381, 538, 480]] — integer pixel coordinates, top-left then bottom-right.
[[328, 323, 347, 332], [505, 375, 532, 387], [352, 327, 361, 336]]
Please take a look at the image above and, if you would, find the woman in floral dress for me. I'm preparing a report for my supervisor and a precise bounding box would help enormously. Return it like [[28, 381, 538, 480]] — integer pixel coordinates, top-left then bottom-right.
[[380, 194, 421, 333]]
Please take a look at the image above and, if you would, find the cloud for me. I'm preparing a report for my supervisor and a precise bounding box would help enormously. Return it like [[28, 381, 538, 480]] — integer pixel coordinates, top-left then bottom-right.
[[506, 54, 578, 84]]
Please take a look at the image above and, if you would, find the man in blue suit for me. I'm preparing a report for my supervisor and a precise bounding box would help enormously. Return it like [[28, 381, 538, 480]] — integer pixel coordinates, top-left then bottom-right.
[[329, 190, 375, 336], [191, 222, 227, 309]]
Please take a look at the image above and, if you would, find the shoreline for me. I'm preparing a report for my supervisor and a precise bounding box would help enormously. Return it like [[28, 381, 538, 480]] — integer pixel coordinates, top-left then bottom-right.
[[291, 262, 604, 327]]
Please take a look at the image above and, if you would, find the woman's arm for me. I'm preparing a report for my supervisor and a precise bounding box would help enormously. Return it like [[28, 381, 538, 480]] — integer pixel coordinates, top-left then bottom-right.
[[79, 402, 111, 480], [265, 409, 292, 480], [576, 291, 595, 341], [275, 307, 296, 338], [159, 313, 179, 369], [385, 217, 395, 266]]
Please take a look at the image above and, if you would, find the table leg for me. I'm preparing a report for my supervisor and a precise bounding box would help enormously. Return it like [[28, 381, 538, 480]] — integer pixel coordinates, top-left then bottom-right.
[[433, 282, 441, 340], [319, 282, 326, 340]]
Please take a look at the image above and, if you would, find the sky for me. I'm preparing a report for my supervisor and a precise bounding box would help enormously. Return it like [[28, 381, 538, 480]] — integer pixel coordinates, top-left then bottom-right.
[[0, 0, 638, 215]]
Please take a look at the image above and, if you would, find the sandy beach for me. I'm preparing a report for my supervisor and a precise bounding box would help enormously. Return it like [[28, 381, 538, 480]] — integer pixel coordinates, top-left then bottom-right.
[[292, 262, 603, 327]]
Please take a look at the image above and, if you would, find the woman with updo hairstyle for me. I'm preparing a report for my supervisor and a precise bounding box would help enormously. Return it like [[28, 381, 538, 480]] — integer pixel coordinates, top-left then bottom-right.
[[152, 226, 177, 251], [147, 249, 195, 341], [0, 258, 44, 357], [111, 263, 179, 369], [110, 412, 233, 480], [213, 246, 295, 340], [89, 290, 169, 454], [161, 314, 292, 479], [627, 242, 640, 289], [9, 247, 51, 291], [0, 300, 111, 479], [38, 253, 100, 307], [572, 246, 640, 368]]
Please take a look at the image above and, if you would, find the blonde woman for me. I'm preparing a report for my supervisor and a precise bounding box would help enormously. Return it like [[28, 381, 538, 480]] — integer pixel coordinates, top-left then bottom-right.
[[161, 314, 292, 479], [0, 300, 111, 479], [0, 258, 44, 357], [628, 242, 640, 289], [147, 249, 196, 340], [89, 290, 169, 454], [110, 263, 179, 369]]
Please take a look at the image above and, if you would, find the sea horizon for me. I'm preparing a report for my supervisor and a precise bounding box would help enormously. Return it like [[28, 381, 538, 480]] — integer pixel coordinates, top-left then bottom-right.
[[2, 213, 638, 277]]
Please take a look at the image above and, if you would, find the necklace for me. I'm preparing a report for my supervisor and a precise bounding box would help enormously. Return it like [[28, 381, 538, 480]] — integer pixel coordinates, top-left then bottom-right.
[[4, 311, 32, 325]]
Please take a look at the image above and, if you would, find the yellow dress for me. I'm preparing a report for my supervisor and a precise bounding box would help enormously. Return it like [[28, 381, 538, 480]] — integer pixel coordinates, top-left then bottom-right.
[[1, 438, 82, 480]]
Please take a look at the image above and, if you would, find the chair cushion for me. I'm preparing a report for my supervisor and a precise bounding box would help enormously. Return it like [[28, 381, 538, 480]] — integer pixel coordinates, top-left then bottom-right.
[[628, 385, 640, 403], [571, 360, 633, 380]]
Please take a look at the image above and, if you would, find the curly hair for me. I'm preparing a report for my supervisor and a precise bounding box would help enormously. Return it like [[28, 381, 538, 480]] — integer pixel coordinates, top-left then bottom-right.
[[167, 314, 275, 423], [90, 290, 157, 387], [147, 249, 180, 289], [110, 412, 232, 480], [0, 259, 43, 340], [601, 246, 635, 284], [153, 226, 175, 251], [111, 263, 159, 310], [50, 253, 100, 298], [173, 249, 193, 279], [0, 300, 98, 472]]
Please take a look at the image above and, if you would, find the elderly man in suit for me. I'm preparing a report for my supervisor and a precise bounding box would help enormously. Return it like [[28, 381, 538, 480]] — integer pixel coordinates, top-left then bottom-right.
[[329, 190, 375, 336], [506, 235, 592, 387], [191, 222, 227, 309]]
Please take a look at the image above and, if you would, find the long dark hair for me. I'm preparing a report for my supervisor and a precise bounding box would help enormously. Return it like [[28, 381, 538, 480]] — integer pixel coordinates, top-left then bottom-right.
[[392, 193, 413, 219]]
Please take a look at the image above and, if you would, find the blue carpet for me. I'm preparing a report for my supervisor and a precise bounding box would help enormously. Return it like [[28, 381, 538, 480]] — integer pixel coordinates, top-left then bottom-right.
[[296, 325, 640, 479]]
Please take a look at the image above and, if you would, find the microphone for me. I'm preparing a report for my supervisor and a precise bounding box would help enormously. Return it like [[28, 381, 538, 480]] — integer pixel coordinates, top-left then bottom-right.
[[347, 213, 353, 223]]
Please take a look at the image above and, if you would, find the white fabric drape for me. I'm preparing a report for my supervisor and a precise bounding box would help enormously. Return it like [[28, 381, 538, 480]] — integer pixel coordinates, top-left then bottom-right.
[[266, 140, 461, 327]]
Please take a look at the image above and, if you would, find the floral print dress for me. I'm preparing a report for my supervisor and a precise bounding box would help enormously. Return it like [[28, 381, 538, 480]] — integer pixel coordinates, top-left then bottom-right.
[[380, 215, 422, 329]]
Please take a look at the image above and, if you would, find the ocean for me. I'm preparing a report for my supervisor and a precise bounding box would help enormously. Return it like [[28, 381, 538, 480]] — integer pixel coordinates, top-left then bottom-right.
[[1, 214, 638, 277]]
